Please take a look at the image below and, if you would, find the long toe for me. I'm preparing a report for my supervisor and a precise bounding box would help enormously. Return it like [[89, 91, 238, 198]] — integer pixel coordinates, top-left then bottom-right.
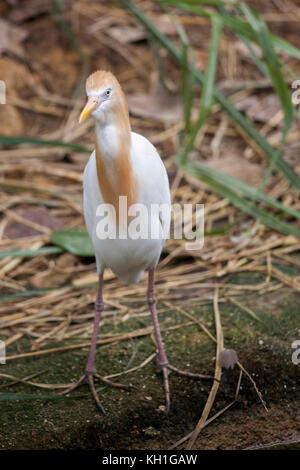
[[88, 374, 106, 414], [58, 370, 135, 413], [156, 360, 216, 415], [59, 374, 86, 396], [162, 366, 171, 415], [167, 364, 215, 380], [95, 374, 136, 390]]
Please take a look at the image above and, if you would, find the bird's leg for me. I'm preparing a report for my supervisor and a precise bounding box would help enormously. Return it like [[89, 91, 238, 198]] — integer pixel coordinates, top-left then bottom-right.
[[147, 269, 170, 413], [147, 269, 216, 415], [60, 274, 133, 413], [85, 273, 105, 374]]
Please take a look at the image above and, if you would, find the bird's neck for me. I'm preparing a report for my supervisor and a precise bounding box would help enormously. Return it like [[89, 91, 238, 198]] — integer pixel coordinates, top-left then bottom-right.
[[94, 107, 137, 216]]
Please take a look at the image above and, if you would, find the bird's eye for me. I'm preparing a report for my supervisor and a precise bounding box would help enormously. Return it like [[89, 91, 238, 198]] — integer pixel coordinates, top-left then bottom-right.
[[105, 89, 111, 97]]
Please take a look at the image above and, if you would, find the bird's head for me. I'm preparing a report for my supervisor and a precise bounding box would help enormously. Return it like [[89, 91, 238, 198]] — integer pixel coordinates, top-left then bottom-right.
[[79, 70, 128, 125]]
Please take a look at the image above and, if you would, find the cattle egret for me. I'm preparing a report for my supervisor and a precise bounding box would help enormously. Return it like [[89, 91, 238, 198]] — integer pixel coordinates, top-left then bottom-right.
[[61, 71, 213, 414]]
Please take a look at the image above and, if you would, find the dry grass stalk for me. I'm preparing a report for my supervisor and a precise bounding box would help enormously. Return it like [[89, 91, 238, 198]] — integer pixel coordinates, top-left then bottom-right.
[[186, 287, 223, 449]]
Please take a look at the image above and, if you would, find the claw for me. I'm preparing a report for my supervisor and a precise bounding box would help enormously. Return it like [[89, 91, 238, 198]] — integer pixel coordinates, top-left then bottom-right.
[[59, 374, 86, 396], [88, 374, 106, 414], [168, 364, 215, 381], [162, 366, 170, 415], [156, 360, 216, 415], [59, 371, 133, 413], [94, 373, 137, 390]]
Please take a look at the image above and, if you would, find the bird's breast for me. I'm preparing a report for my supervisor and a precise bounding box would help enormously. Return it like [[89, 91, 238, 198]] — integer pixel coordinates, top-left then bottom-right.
[[95, 140, 137, 218]]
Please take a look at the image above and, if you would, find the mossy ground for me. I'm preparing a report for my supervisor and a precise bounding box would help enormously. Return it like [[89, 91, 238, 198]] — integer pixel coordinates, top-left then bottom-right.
[[0, 272, 299, 450]]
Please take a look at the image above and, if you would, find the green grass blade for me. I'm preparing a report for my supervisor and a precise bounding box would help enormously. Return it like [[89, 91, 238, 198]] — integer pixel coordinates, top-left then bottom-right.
[[181, 42, 194, 134], [157, 0, 300, 60], [166, 10, 195, 136], [238, 3, 293, 189], [0, 288, 55, 301], [0, 136, 90, 153], [124, 0, 300, 189], [184, 159, 300, 220], [180, 14, 222, 164], [176, 20, 195, 135], [183, 160, 300, 237], [160, 0, 230, 5], [0, 283, 98, 302], [240, 3, 293, 130], [218, 5, 271, 79], [0, 247, 63, 259], [52, 0, 89, 98], [155, 0, 210, 17], [212, 84, 300, 189], [200, 15, 222, 112], [223, 10, 300, 122], [271, 34, 300, 60], [0, 392, 84, 401]]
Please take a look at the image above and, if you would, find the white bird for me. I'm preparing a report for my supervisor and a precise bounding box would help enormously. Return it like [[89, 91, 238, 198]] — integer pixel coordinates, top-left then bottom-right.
[[61, 70, 213, 414]]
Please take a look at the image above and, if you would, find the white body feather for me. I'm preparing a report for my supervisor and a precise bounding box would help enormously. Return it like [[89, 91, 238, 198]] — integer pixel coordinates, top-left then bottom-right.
[[83, 131, 171, 284]]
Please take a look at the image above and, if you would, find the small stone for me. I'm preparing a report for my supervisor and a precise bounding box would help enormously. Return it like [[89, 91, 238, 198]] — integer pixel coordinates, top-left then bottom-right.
[[158, 405, 166, 413], [143, 426, 160, 437]]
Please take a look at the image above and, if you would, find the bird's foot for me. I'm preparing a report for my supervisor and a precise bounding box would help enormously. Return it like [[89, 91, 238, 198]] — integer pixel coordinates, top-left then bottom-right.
[[59, 370, 135, 414], [156, 360, 216, 415]]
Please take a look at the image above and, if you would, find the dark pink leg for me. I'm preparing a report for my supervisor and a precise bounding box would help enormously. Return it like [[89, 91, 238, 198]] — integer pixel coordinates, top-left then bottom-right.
[[60, 274, 133, 413], [147, 269, 170, 413], [147, 269, 216, 415], [147, 269, 168, 367]]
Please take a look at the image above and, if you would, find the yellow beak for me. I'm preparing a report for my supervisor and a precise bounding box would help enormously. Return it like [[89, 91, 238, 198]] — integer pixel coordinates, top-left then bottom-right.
[[79, 96, 99, 123]]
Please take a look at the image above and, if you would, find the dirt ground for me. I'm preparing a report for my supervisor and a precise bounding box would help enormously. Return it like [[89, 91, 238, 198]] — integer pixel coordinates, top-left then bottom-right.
[[1, 272, 299, 450]]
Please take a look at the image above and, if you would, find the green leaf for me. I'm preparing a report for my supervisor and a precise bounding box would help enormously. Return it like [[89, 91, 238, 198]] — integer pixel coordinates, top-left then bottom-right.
[[51, 229, 94, 257]]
